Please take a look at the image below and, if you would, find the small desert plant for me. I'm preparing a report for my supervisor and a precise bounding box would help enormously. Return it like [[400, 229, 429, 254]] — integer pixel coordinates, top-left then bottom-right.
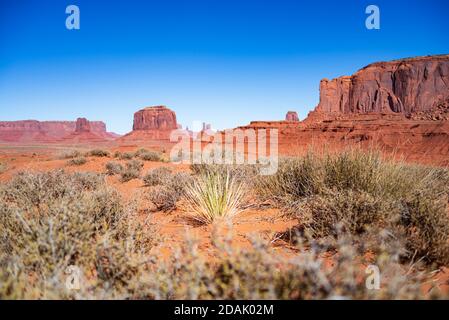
[[57, 149, 82, 159], [119, 152, 134, 160], [87, 149, 110, 157], [105, 161, 123, 175], [120, 160, 143, 182], [142, 167, 172, 186], [0, 162, 7, 174], [145, 171, 192, 212], [139, 150, 165, 162], [67, 156, 87, 166], [185, 170, 246, 224]]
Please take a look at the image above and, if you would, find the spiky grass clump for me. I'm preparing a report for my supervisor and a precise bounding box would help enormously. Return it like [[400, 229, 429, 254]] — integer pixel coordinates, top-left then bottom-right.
[[67, 156, 87, 166], [185, 170, 246, 224]]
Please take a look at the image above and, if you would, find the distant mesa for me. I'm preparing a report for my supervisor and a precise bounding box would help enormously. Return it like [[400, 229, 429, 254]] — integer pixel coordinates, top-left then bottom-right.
[[285, 111, 299, 122], [119, 105, 181, 142], [133, 106, 178, 131], [0, 118, 118, 144]]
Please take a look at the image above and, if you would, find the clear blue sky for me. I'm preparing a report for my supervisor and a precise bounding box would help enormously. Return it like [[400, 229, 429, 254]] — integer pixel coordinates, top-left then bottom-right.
[[1, 0, 448, 134]]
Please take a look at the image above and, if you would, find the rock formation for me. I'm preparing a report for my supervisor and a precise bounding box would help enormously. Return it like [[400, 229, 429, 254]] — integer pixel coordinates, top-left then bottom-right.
[[0, 119, 117, 143], [75, 118, 91, 133], [236, 55, 449, 166], [119, 106, 180, 142], [285, 111, 299, 122], [315, 55, 449, 116], [133, 106, 178, 131]]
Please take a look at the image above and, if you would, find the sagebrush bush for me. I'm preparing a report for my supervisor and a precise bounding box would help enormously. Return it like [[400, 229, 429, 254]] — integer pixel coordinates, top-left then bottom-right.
[[185, 170, 246, 224], [256, 149, 449, 266], [142, 167, 172, 186], [0, 162, 7, 174], [146, 170, 192, 212], [119, 152, 134, 160], [139, 150, 165, 162], [67, 156, 87, 166], [0, 170, 156, 299], [120, 160, 143, 182], [105, 161, 123, 175], [88, 149, 110, 157], [57, 150, 82, 159]]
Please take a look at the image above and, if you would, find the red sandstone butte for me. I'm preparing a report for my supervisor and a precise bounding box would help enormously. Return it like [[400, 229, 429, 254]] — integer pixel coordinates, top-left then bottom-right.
[[0, 118, 118, 143], [119, 106, 180, 142], [315, 54, 449, 115], [285, 111, 299, 122], [237, 55, 449, 166]]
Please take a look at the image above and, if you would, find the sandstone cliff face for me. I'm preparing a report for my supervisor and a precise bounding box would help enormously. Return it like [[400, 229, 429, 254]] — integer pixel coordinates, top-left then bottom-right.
[[133, 106, 178, 131], [285, 111, 299, 122], [316, 55, 449, 116]]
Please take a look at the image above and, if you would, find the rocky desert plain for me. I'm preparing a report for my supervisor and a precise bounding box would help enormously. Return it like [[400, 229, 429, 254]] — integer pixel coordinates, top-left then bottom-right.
[[1, 54, 449, 299]]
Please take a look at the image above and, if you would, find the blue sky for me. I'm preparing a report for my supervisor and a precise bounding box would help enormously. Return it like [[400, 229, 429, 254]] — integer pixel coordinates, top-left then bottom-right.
[[1, 0, 448, 134]]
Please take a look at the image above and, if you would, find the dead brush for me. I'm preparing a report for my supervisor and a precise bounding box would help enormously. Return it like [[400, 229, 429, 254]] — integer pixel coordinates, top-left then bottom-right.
[[120, 160, 143, 182], [87, 149, 110, 157], [145, 171, 192, 212], [0, 162, 7, 174], [0, 170, 157, 299], [105, 161, 123, 175], [67, 156, 87, 166]]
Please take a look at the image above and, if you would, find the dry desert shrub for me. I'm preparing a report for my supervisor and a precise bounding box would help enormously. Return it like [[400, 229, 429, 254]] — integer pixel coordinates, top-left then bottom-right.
[[0, 162, 7, 174], [0, 170, 156, 299], [255, 149, 449, 266], [142, 167, 173, 186], [67, 156, 87, 166], [139, 230, 439, 300], [139, 152, 165, 162], [146, 171, 192, 212], [105, 161, 123, 175], [57, 149, 82, 159], [87, 149, 110, 157], [119, 152, 134, 160], [119, 160, 144, 182]]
